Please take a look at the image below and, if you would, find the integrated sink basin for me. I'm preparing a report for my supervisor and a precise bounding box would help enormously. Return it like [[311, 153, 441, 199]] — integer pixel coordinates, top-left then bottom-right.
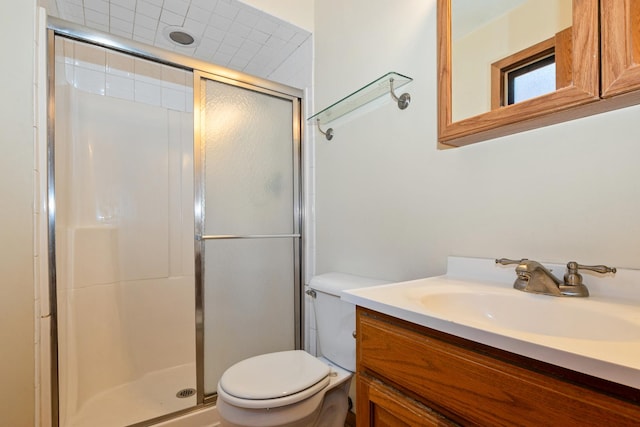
[[418, 289, 639, 341], [342, 256, 640, 389]]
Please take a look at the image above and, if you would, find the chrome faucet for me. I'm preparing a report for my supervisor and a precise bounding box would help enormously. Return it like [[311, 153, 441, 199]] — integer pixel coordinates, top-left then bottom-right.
[[495, 258, 616, 297]]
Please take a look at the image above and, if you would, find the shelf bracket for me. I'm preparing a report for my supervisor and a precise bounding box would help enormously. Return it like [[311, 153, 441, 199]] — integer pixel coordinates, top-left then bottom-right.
[[316, 119, 334, 141], [389, 78, 411, 110]]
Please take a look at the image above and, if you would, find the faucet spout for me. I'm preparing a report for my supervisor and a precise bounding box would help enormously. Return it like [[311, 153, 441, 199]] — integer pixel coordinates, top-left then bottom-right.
[[496, 258, 563, 296], [518, 262, 563, 296]]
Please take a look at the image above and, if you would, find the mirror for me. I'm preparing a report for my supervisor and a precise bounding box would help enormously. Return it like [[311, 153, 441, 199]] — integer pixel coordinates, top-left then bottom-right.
[[452, 0, 572, 121], [438, 0, 600, 147]]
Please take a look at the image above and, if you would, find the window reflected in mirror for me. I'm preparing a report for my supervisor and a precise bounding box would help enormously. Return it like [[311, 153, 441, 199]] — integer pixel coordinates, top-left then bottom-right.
[[506, 55, 556, 104]]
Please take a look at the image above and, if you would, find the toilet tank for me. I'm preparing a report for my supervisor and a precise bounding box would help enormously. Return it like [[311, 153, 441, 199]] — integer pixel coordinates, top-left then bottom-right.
[[308, 273, 388, 372]]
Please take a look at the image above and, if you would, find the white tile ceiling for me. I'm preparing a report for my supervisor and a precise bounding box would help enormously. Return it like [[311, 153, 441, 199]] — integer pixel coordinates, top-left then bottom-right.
[[46, 0, 311, 79]]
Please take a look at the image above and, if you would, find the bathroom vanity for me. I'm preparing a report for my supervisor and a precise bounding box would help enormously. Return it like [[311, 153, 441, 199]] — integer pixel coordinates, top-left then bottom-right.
[[356, 308, 640, 426], [344, 257, 640, 426]]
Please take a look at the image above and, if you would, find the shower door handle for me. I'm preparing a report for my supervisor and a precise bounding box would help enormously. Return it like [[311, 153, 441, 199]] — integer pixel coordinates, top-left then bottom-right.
[[199, 234, 301, 240]]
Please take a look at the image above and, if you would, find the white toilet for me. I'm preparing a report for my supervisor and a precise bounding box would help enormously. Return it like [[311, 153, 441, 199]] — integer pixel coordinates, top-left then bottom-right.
[[216, 273, 388, 427]]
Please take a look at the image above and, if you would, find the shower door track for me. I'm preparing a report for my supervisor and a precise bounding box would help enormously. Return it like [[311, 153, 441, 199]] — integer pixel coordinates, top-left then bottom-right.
[[46, 16, 305, 427]]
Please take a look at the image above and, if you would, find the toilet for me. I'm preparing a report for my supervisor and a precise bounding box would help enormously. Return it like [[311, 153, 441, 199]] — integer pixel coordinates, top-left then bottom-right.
[[216, 273, 388, 427]]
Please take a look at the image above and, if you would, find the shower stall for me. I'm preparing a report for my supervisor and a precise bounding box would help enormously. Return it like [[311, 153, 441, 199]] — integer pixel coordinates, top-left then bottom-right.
[[48, 19, 304, 427]]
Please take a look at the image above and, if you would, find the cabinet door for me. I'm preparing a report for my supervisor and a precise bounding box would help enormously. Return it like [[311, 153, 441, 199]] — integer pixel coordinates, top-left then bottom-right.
[[356, 375, 455, 427], [601, 0, 640, 97]]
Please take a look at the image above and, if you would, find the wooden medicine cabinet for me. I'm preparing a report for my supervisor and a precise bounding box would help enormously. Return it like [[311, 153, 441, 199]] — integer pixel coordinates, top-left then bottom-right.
[[601, 0, 640, 97], [438, 0, 640, 147]]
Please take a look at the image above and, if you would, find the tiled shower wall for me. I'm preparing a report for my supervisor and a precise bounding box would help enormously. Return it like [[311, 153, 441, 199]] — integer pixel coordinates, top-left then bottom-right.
[[56, 38, 193, 112]]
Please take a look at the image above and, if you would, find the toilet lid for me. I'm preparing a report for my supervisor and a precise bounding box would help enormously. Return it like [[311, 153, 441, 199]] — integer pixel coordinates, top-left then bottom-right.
[[219, 350, 331, 401]]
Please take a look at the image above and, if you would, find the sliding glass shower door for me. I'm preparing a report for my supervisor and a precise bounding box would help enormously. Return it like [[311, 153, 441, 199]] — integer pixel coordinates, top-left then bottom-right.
[[52, 37, 196, 427], [196, 74, 302, 396]]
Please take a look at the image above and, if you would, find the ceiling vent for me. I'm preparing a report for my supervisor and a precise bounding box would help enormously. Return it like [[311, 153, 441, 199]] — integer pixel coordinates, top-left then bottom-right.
[[163, 26, 199, 48]]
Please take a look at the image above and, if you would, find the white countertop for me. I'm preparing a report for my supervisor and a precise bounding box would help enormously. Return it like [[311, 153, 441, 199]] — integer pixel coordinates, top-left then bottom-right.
[[342, 256, 640, 389]]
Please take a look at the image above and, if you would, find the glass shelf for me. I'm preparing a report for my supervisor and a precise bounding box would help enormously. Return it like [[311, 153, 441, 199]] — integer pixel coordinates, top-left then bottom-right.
[[308, 72, 412, 125]]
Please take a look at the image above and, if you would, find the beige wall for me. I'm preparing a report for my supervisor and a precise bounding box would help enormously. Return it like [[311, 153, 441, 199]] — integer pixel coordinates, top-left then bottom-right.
[[314, 0, 640, 282], [0, 0, 36, 426]]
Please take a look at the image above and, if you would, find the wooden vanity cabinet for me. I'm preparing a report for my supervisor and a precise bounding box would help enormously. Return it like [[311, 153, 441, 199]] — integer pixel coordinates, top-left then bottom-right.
[[356, 307, 640, 426]]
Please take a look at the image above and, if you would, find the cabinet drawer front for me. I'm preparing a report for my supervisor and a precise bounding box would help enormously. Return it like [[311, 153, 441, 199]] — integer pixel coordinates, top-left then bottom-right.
[[358, 375, 456, 427], [357, 310, 640, 426]]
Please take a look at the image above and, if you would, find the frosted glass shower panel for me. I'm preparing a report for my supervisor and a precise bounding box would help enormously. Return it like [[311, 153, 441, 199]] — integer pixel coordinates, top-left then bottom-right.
[[202, 79, 294, 235], [203, 239, 296, 394], [200, 75, 300, 396]]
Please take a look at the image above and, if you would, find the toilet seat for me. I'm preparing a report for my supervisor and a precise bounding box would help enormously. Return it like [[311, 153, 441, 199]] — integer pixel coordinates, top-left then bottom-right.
[[218, 350, 331, 409]]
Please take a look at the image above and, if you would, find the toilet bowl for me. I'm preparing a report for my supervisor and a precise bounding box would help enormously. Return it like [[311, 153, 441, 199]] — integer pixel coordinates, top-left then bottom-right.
[[216, 273, 388, 427], [217, 352, 351, 427]]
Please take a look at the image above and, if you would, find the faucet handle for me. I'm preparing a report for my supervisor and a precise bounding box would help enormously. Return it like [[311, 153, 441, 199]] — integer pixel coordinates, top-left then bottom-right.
[[567, 262, 616, 275], [495, 258, 527, 266], [564, 261, 616, 287], [496, 258, 539, 273]]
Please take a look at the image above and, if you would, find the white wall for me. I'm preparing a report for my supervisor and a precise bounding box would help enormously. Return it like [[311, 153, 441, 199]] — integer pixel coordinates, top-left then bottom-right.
[[313, 0, 640, 283], [0, 0, 36, 425]]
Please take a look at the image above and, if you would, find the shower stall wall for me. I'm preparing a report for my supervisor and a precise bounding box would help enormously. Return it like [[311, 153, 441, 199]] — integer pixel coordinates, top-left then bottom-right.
[[48, 20, 304, 427]]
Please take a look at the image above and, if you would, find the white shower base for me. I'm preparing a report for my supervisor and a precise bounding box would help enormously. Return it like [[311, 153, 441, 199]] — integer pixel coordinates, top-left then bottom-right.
[[65, 363, 197, 427], [153, 406, 220, 427]]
